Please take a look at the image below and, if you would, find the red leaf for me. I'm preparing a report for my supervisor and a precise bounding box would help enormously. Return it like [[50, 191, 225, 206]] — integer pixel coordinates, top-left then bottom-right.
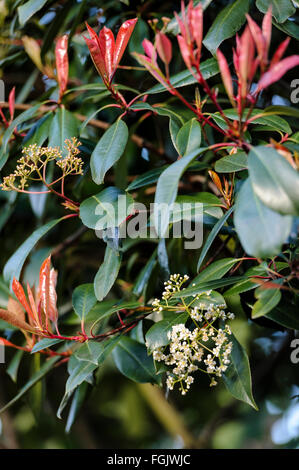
[[246, 14, 266, 66], [55, 35, 69, 99], [238, 26, 255, 99], [258, 55, 299, 91], [262, 6, 272, 51], [156, 32, 172, 65], [49, 268, 58, 324], [27, 283, 41, 328], [84, 23, 107, 81], [113, 18, 137, 70], [8, 87, 15, 121], [0, 336, 29, 351], [190, 3, 203, 59], [270, 37, 290, 67], [217, 49, 234, 105], [177, 34, 192, 70], [98, 27, 115, 82], [12, 278, 34, 322], [39, 256, 51, 327]]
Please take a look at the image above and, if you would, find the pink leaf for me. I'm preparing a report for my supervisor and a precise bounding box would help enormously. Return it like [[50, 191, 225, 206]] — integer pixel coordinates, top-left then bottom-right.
[[142, 38, 157, 62], [217, 49, 234, 105], [258, 55, 299, 91], [177, 34, 192, 70], [262, 6, 272, 51], [8, 87, 15, 121], [190, 3, 203, 59], [156, 32, 172, 65], [270, 37, 290, 67]]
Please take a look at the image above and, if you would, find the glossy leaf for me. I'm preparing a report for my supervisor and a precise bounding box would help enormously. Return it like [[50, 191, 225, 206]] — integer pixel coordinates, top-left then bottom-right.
[[222, 333, 258, 410], [80, 187, 134, 231], [252, 285, 282, 319], [31, 338, 63, 354], [154, 148, 207, 238], [112, 337, 159, 384], [256, 0, 295, 23], [203, 0, 250, 55], [197, 206, 234, 271], [176, 118, 202, 157], [145, 312, 189, 352], [234, 178, 292, 258], [72, 284, 97, 323], [48, 108, 79, 152], [215, 151, 247, 173], [18, 0, 48, 25], [193, 258, 240, 284], [94, 247, 122, 301], [90, 119, 128, 185], [248, 146, 299, 216]]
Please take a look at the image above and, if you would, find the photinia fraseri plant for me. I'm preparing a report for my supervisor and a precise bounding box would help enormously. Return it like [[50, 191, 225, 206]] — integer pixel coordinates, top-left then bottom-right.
[[0, 0, 299, 448]]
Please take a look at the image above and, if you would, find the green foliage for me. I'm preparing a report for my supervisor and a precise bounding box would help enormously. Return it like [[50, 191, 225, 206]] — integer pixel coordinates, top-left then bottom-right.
[[0, 0, 298, 450]]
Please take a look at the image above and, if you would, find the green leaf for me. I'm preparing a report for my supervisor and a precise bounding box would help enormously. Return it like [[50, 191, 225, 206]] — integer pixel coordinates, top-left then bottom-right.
[[65, 360, 97, 395], [23, 113, 53, 147], [127, 166, 167, 191], [256, 0, 295, 23], [273, 19, 299, 40], [18, 0, 48, 25], [234, 179, 292, 258], [79, 187, 134, 230], [72, 284, 97, 323], [31, 338, 63, 353], [94, 246, 122, 301], [222, 333, 257, 410], [74, 336, 120, 365], [193, 258, 240, 284], [90, 119, 128, 185], [248, 146, 299, 216], [224, 265, 268, 296], [145, 312, 189, 352], [175, 193, 223, 220], [154, 148, 207, 238], [133, 249, 157, 296], [171, 276, 246, 298], [265, 301, 299, 330], [222, 109, 292, 134], [48, 108, 79, 153], [147, 58, 219, 94], [215, 151, 247, 173], [112, 337, 159, 384], [252, 285, 282, 319], [0, 356, 59, 414], [3, 217, 65, 285], [203, 0, 250, 55], [176, 118, 202, 157], [197, 206, 234, 271], [7, 350, 24, 383], [65, 382, 88, 433]]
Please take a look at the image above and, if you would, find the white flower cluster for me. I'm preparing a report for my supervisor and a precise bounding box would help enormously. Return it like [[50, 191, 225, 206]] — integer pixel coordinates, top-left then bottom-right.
[[152, 274, 190, 310], [150, 275, 235, 396]]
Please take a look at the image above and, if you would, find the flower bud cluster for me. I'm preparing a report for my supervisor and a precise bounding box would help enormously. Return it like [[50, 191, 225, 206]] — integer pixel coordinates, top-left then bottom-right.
[[150, 274, 235, 395]]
